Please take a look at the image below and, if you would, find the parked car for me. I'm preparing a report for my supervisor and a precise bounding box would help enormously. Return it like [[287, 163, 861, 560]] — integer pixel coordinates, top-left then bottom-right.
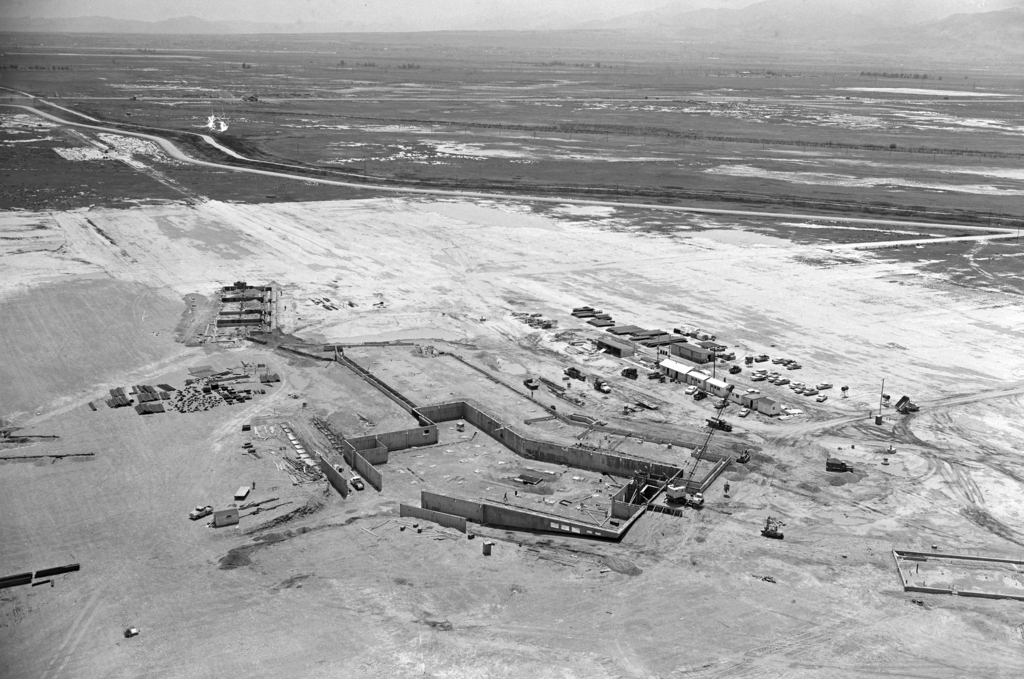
[[693, 391, 707, 401], [816, 383, 833, 390], [189, 505, 213, 521], [751, 374, 767, 382], [776, 378, 790, 385], [786, 363, 802, 370], [685, 385, 698, 395], [746, 388, 761, 394], [771, 358, 785, 364], [755, 355, 769, 362], [816, 394, 828, 403], [793, 387, 805, 394], [803, 388, 819, 396], [350, 475, 365, 491], [739, 408, 750, 418]]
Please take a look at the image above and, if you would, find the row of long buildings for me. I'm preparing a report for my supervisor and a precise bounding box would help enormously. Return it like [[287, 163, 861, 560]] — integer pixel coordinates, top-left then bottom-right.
[[658, 358, 782, 416]]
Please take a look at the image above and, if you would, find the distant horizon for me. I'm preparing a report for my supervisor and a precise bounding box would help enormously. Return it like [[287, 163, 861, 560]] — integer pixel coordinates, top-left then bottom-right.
[[2, 0, 1020, 33]]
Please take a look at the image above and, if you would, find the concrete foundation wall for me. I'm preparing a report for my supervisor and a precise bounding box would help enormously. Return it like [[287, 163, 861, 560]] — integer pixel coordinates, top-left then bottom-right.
[[421, 490, 484, 523], [610, 484, 645, 519], [416, 402, 465, 424], [421, 490, 622, 539], [399, 504, 468, 533], [319, 453, 349, 498], [353, 451, 383, 491], [375, 425, 438, 452]]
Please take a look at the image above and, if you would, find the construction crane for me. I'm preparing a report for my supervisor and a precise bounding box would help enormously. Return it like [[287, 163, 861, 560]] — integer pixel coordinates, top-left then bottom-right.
[[664, 389, 733, 508]]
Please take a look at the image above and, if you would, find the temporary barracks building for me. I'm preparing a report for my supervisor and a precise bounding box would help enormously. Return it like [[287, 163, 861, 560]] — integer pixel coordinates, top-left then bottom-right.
[[659, 358, 693, 381], [729, 392, 782, 415], [704, 377, 732, 399], [666, 343, 714, 365], [596, 336, 635, 358]]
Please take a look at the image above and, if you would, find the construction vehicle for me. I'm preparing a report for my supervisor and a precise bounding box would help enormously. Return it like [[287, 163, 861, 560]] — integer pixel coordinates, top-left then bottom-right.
[[564, 366, 585, 381], [736, 450, 751, 463], [706, 418, 732, 432], [761, 516, 784, 540], [666, 486, 704, 507], [745, 356, 754, 365], [189, 505, 213, 521], [666, 388, 732, 509], [593, 377, 611, 394], [826, 458, 853, 472], [729, 365, 742, 374], [621, 367, 638, 380], [894, 395, 919, 413], [522, 378, 540, 391]]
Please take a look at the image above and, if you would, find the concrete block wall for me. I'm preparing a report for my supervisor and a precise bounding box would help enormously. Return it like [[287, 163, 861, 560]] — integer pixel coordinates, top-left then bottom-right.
[[318, 453, 349, 498], [399, 504, 468, 533]]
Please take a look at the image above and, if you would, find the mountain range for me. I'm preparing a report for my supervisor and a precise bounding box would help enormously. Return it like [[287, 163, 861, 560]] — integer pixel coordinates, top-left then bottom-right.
[[3, 0, 1024, 58]]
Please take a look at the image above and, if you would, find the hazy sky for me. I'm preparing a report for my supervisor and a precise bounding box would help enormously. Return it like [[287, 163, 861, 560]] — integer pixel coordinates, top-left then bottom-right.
[[0, 0, 1015, 28], [0, 0, 747, 23]]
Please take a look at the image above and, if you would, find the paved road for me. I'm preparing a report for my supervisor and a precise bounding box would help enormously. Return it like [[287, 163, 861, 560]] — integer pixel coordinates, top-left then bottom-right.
[[2, 95, 1017, 240]]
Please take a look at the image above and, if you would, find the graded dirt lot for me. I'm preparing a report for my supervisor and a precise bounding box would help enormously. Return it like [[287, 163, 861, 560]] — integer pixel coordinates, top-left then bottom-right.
[[3, 31, 1024, 679]]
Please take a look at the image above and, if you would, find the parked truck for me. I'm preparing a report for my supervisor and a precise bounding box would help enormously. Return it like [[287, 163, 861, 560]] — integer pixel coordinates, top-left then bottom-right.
[[826, 458, 853, 472], [666, 485, 704, 508], [564, 366, 585, 381], [593, 377, 611, 394]]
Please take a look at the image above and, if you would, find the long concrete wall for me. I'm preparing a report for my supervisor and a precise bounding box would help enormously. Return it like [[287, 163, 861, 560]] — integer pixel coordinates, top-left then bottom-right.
[[399, 504, 468, 533], [375, 424, 438, 452], [421, 490, 484, 523], [319, 453, 349, 498], [421, 490, 623, 539]]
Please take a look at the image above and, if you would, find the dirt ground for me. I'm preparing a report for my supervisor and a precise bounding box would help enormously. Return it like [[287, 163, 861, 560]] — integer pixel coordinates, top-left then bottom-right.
[[4, 35, 1024, 679]]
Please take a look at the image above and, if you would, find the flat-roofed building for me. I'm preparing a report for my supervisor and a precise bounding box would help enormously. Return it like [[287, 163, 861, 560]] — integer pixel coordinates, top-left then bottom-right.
[[666, 343, 714, 365], [596, 336, 635, 358]]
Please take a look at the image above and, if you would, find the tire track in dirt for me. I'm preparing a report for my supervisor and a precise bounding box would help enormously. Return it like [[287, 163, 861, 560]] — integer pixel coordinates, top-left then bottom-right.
[[41, 584, 106, 679]]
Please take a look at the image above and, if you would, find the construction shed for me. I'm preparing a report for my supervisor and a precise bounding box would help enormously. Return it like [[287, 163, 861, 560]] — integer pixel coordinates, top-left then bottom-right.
[[667, 343, 715, 365], [756, 397, 782, 416], [212, 509, 239, 528], [596, 336, 635, 358]]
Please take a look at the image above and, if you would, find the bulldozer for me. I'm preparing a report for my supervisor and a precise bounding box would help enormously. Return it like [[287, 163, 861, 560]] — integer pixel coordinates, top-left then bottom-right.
[[761, 516, 784, 540]]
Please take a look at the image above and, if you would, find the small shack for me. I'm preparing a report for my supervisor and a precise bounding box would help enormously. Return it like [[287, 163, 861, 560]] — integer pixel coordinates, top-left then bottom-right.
[[234, 486, 251, 501], [212, 509, 239, 528]]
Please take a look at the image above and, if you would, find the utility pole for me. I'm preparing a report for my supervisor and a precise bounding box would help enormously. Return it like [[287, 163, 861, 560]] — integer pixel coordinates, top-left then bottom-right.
[[877, 378, 885, 424]]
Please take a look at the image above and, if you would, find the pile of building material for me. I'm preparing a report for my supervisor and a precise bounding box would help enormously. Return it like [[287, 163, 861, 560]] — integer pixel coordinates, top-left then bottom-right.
[[511, 312, 557, 330], [277, 457, 321, 485], [105, 387, 132, 409], [169, 383, 224, 413]]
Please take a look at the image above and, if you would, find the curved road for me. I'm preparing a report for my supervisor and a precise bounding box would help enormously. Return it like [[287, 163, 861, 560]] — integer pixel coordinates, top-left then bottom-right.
[[1, 95, 1017, 241]]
